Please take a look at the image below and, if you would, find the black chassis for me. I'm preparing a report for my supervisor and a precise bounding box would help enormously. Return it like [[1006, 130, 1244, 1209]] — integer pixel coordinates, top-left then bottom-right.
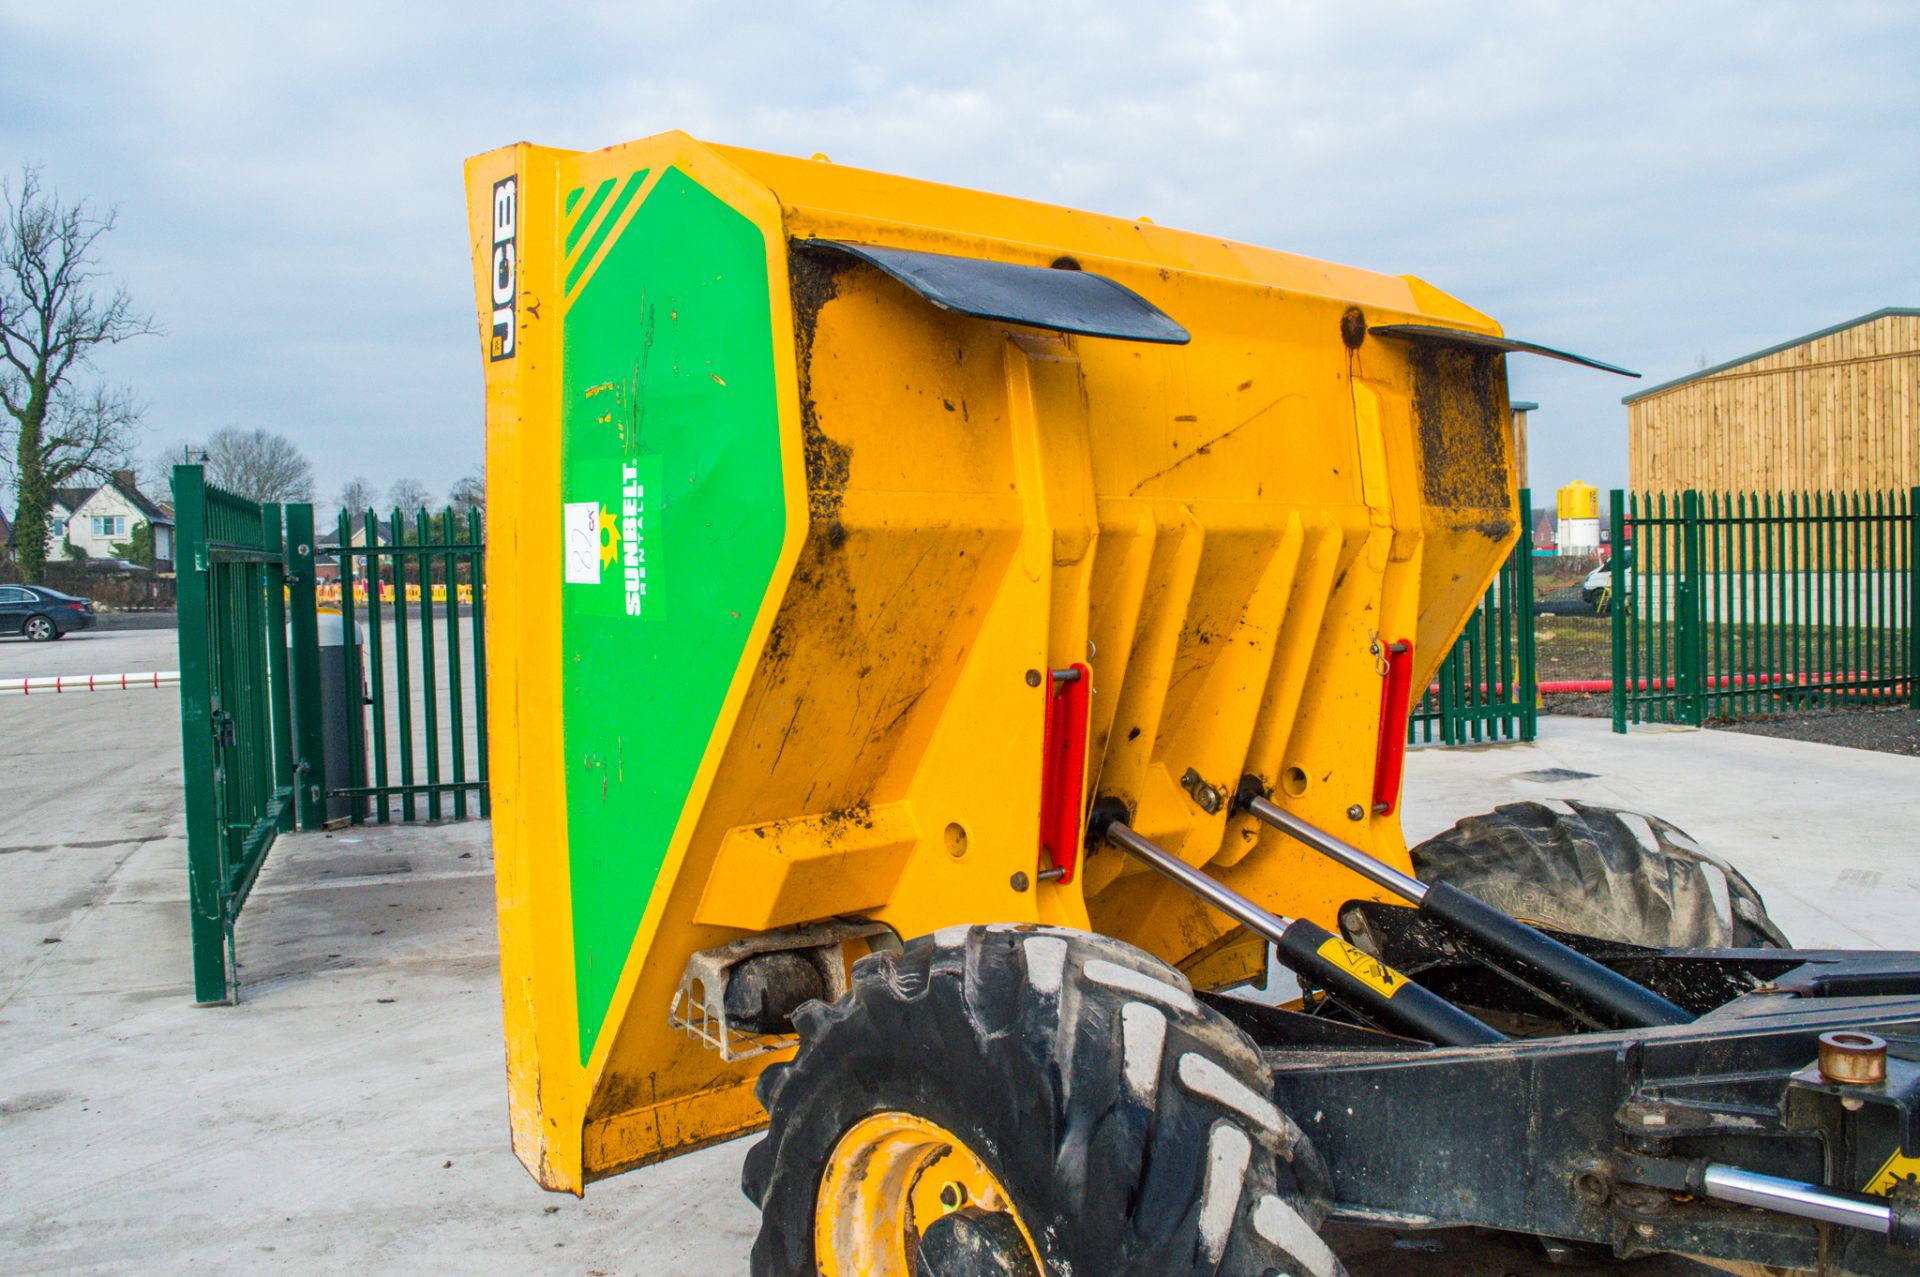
[[1203, 901, 1920, 1275]]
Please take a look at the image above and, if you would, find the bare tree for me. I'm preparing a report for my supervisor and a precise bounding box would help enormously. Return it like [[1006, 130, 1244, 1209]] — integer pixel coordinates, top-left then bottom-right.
[[0, 166, 159, 581], [389, 477, 431, 518], [138, 441, 207, 508], [448, 464, 484, 517], [201, 427, 314, 503], [337, 476, 379, 515]]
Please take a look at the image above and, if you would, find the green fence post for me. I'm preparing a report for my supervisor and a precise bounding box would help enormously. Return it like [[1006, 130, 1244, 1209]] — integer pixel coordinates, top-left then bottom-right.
[[417, 508, 442, 821], [469, 506, 491, 817], [174, 465, 232, 1005], [1516, 488, 1537, 741], [364, 511, 390, 822], [391, 508, 416, 821], [263, 504, 295, 832], [441, 509, 467, 820], [286, 504, 325, 830], [1910, 487, 1919, 710], [1679, 490, 1704, 724], [338, 509, 368, 824], [1609, 489, 1627, 733]]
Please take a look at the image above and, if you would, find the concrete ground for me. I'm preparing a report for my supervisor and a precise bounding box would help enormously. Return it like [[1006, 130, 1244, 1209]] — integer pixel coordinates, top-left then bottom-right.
[[2, 632, 1916, 1274]]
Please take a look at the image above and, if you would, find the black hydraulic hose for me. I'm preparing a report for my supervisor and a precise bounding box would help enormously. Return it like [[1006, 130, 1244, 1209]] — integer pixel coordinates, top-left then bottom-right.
[[1236, 779, 1693, 1030], [1418, 880, 1692, 1027], [1094, 810, 1506, 1048]]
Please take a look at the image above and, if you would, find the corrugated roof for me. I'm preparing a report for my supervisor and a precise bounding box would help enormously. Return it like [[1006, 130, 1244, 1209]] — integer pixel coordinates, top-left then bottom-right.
[[1623, 307, 1920, 405]]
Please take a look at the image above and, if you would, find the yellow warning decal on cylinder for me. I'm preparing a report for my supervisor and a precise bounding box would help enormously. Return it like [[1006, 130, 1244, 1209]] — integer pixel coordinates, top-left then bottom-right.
[[1316, 937, 1407, 999], [1864, 1148, 1920, 1196]]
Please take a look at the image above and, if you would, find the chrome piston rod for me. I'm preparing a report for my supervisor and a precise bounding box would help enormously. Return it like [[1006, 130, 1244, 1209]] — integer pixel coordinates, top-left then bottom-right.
[[1101, 819, 1297, 943], [1700, 1164, 1892, 1235], [1241, 791, 1428, 902]]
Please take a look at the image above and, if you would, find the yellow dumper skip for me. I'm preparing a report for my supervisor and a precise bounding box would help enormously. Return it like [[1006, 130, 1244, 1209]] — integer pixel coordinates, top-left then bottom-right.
[[466, 131, 1517, 1191]]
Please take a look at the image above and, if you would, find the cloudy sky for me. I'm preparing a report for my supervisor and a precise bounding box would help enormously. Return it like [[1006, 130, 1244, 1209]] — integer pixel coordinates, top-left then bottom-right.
[[3, 1, 1914, 509]]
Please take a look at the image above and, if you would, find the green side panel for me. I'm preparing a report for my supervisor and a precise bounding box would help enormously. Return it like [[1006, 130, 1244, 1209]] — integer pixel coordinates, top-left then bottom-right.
[[560, 167, 786, 1064]]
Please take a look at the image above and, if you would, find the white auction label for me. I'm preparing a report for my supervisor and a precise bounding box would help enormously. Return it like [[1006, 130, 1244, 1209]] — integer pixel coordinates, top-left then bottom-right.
[[563, 501, 602, 585]]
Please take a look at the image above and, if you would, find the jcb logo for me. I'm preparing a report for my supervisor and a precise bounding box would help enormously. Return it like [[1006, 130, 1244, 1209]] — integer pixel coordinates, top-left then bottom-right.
[[489, 176, 517, 361]]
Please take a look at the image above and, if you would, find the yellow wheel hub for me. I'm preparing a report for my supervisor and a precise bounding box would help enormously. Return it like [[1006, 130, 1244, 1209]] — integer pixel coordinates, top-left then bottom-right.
[[814, 1110, 1041, 1276]]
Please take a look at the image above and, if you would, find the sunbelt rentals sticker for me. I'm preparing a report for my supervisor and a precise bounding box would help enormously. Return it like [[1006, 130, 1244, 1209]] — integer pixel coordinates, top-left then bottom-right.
[[564, 458, 658, 616]]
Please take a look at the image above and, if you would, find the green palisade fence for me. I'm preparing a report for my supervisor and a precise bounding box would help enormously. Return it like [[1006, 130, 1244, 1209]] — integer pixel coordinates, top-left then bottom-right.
[[1409, 489, 1539, 745], [1611, 488, 1917, 731], [331, 507, 489, 824]]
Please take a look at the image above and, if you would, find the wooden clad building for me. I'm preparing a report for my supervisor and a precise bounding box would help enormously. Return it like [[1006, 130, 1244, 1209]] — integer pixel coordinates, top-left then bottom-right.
[[1624, 307, 1919, 493]]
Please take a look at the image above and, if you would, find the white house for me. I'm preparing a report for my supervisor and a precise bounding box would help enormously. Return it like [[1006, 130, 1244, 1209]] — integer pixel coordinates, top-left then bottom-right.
[[39, 471, 175, 568]]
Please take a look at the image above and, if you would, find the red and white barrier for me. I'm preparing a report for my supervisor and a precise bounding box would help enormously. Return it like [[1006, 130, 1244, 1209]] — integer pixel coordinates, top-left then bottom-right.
[[0, 670, 180, 696]]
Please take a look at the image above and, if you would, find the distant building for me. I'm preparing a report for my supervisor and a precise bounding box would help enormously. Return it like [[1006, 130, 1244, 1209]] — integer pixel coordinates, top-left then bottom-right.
[[1529, 505, 1557, 552], [1624, 308, 1919, 493], [25, 471, 176, 569]]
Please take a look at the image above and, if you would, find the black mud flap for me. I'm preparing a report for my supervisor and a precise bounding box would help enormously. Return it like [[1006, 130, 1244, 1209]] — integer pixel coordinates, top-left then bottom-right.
[[1369, 322, 1640, 377], [801, 239, 1191, 344]]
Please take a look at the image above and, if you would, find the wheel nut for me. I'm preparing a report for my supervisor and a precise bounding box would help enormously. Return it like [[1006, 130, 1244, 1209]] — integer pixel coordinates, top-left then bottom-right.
[[1817, 1030, 1887, 1086]]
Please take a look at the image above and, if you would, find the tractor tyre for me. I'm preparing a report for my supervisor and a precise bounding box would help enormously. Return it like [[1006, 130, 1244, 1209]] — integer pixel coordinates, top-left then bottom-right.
[[743, 924, 1343, 1277], [1410, 799, 1788, 949]]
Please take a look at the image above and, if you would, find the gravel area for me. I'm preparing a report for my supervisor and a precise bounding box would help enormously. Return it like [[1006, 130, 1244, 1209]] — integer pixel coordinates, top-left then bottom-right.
[[1543, 700, 1920, 758], [1712, 705, 1920, 757]]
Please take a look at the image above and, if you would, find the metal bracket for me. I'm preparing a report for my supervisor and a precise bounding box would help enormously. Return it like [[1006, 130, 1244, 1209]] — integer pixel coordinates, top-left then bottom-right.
[[1179, 767, 1224, 815], [668, 919, 896, 1062]]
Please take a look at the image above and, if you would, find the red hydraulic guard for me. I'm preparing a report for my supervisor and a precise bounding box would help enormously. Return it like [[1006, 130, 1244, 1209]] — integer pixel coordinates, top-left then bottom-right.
[[1038, 663, 1093, 883], [1371, 640, 1413, 816]]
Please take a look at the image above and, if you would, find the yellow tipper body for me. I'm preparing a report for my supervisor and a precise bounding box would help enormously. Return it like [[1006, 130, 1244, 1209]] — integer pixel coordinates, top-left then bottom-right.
[[465, 132, 1519, 1191]]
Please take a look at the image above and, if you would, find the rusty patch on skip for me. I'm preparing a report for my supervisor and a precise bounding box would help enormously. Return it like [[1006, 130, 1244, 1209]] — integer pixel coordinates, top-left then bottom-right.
[[1340, 307, 1367, 350], [1409, 341, 1513, 539], [788, 246, 853, 533]]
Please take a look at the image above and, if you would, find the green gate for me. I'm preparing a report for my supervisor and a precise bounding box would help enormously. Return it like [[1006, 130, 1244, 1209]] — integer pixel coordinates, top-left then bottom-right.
[[175, 469, 490, 1001], [174, 466, 313, 1004], [1610, 488, 1918, 730], [1408, 489, 1539, 745]]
